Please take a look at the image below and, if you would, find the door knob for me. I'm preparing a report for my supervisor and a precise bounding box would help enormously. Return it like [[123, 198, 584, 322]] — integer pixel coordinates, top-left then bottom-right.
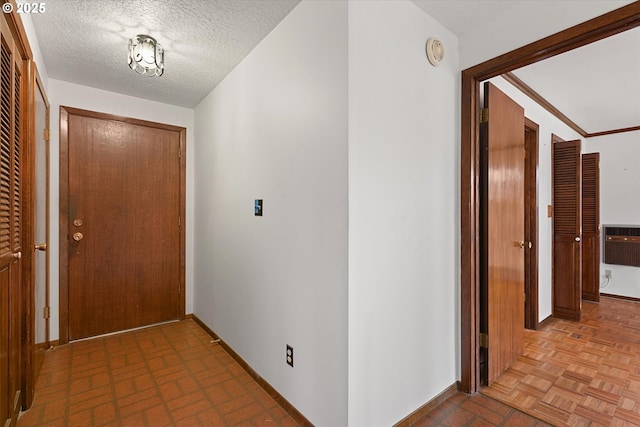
[[518, 241, 533, 249], [73, 232, 84, 242], [575, 236, 581, 242], [12, 252, 21, 259], [73, 219, 83, 227], [34, 243, 47, 251]]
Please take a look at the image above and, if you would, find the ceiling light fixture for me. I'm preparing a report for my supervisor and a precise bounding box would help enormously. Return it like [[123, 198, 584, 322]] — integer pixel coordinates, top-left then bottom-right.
[[128, 34, 164, 77]]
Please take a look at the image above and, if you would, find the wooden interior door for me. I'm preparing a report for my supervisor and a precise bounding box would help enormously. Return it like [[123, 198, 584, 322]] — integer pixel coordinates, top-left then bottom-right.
[[581, 153, 600, 302], [33, 68, 49, 373], [524, 119, 539, 330], [0, 14, 26, 425], [60, 107, 186, 342], [552, 137, 582, 320], [480, 82, 526, 384], [1, 14, 25, 425]]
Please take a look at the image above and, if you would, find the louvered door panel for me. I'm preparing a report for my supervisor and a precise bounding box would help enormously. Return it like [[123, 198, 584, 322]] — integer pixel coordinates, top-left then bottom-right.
[[582, 153, 600, 302], [0, 38, 10, 427], [11, 68, 19, 252], [1, 14, 25, 424], [552, 139, 582, 320], [0, 43, 11, 258]]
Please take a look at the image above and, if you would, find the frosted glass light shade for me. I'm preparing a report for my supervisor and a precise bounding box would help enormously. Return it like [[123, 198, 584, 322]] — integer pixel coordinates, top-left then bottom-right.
[[128, 34, 164, 77]]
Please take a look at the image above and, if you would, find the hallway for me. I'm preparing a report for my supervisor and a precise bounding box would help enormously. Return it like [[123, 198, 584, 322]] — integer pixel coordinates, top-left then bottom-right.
[[17, 320, 299, 426]]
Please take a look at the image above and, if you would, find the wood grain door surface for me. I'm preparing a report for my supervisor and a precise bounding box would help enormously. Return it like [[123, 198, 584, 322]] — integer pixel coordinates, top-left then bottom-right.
[[1, 14, 25, 426], [64, 109, 183, 341], [524, 119, 539, 330], [552, 139, 582, 320], [33, 69, 49, 378], [481, 82, 526, 384]]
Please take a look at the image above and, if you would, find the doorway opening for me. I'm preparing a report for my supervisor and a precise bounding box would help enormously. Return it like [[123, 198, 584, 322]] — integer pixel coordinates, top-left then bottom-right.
[[460, 3, 640, 394]]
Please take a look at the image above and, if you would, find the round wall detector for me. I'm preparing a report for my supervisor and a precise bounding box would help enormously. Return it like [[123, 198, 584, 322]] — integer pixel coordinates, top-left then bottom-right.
[[426, 37, 444, 66]]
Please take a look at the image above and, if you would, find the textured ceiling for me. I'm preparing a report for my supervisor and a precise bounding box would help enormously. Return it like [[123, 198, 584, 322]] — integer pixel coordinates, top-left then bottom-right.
[[31, 0, 640, 130], [412, 0, 639, 134], [31, 0, 300, 108]]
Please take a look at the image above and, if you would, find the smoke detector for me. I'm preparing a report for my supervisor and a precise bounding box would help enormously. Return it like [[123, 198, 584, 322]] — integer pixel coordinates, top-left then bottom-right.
[[426, 38, 445, 66]]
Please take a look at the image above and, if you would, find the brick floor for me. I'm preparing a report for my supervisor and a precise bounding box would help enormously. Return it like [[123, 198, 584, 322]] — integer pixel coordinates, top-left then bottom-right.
[[17, 320, 298, 426]]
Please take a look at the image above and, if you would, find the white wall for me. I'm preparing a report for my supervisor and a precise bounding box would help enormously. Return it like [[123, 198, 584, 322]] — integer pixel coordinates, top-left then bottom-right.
[[47, 79, 195, 340], [193, 2, 348, 426], [348, 2, 459, 425], [584, 131, 640, 299], [487, 77, 581, 322]]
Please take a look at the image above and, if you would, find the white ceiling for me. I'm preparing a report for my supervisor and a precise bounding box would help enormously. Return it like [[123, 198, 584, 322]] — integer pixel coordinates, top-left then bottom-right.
[[31, 0, 300, 108], [30, 0, 639, 132], [513, 28, 640, 134], [413, 0, 639, 134]]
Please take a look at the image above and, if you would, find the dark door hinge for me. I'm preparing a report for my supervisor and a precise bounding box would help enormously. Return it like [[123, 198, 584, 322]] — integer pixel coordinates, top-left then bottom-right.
[[480, 108, 489, 123], [479, 333, 489, 348]]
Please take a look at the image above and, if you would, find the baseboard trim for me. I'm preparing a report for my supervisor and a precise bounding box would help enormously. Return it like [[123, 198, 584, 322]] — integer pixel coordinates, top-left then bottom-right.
[[190, 315, 313, 427], [601, 293, 640, 303], [393, 382, 460, 427], [537, 315, 554, 329]]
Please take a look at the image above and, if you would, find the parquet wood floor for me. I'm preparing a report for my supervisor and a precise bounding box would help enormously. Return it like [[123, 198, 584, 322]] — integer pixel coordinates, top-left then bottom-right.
[[409, 391, 552, 426], [482, 296, 640, 426]]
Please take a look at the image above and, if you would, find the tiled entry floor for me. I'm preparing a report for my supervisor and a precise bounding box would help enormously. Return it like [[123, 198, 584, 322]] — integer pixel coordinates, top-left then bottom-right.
[[17, 319, 298, 426]]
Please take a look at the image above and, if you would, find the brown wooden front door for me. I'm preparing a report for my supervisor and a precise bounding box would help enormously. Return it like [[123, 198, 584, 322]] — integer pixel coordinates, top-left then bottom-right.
[[552, 138, 582, 320], [60, 107, 186, 342], [480, 82, 526, 384]]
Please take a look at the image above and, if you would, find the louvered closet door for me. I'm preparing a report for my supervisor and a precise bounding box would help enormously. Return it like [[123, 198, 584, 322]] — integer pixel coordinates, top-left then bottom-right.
[[582, 153, 600, 302], [1, 15, 24, 426], [552, 139, 582, 320]]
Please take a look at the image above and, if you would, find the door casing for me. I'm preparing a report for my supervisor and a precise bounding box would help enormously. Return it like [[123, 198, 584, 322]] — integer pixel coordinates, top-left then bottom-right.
[[460, 3, 640, 393]]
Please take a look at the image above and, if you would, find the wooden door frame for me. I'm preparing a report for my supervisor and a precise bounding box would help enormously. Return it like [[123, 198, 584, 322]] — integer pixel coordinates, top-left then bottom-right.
[[59, 106, 187, 345], [460, 3, 640, 393], [524, 118, 539, 330]]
